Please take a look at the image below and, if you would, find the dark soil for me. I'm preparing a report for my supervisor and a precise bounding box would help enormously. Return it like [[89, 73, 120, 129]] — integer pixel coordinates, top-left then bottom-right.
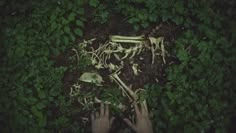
[[60, 21, 178, 90]]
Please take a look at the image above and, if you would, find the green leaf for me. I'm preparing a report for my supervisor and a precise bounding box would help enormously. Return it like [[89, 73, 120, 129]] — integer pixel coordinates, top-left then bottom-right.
[[174, 1, 184, 14], [63, 36, 69, 45], [29, 97, 38, 105], [51, 22, 57, 31], [89, 0, 99, 7], [50, 14, 57, 21], [134, 25, 139, 31], [64, 26, 70, 34], [15, 47, 25, 57], [77, 8, 84, 14], [70, 34, 76, 42], [36, 102, 46, 110], [74, 28, 83, 37], [68, 12, 76, 22], [31, 106, 47, 127], [177, 48, 189, 62], [76, 20, 84, 27], [76, 0, 84, 5], [61, 18, 69, 25], [38, 91, 46, 99], [31, 106, 43, 119]]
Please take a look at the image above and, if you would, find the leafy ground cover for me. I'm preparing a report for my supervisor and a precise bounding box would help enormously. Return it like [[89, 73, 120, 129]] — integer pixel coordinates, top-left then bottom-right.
[[0, 0, 236, 132]]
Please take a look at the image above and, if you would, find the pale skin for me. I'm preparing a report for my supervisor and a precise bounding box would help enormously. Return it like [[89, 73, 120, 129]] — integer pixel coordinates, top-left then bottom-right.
[[91, 102, 153, 133], [91, 103, 115, 133]]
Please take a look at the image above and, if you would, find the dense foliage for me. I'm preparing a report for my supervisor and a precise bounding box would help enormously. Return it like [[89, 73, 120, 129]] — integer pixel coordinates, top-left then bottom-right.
[[0, 0, 235, 132], [0, 0, 85, 132]]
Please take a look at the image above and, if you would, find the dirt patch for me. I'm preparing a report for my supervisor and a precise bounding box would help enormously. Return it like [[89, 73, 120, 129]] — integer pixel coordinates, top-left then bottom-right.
[[61, 22, 177, 91], [83, 10, 135, 40]]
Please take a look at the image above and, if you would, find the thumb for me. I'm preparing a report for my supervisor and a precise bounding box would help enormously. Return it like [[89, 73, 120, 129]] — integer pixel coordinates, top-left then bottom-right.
[[123, 118, 137, 131], [110, 117, 115, 125]]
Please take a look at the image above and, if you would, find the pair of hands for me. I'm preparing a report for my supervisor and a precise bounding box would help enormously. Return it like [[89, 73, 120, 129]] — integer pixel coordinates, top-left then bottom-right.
[[91, 102, 153, 133]]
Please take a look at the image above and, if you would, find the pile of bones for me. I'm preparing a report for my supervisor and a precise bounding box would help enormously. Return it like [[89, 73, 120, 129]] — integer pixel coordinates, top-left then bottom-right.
[[70, 35, 166, 110]]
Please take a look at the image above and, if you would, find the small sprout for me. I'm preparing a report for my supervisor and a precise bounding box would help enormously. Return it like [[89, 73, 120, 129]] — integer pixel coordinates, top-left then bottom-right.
[[79, 72, 104, 85]]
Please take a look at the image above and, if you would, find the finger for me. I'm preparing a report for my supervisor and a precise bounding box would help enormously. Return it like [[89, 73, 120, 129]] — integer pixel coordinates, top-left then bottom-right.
[[91, 113, 95, 121], [105, 104, 109, 117], [143, 100, 149, 113], [91, 113, 95, 126], [95, 112, 99, 118], [110, 117, 115, 125], [141, 102, 148, 116], [100, 103, 105, 116], [133, 101, 140, 116], [123, 118, 137, 131], [141, 102, 145, 114]]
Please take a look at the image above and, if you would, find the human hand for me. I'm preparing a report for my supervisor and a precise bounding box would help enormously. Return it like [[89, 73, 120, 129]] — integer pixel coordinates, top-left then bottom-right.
[[123, 102, 153, 133], [91, 103, 115, 133]]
